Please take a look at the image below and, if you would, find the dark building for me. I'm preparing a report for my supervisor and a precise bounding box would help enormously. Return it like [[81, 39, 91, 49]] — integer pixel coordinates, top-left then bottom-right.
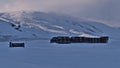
[[100, 36, 109, 43], [71, 36, 109, 43], [50, 36, 109, 44], [50, 36, 71, 44], [71, 37, 85, 43], [9, 42, 25, 47]]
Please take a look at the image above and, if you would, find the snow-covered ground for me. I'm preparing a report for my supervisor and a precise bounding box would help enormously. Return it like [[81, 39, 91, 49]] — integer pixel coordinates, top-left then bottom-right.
[[0, 39, 120, 68], [0, 11, 120, 68]]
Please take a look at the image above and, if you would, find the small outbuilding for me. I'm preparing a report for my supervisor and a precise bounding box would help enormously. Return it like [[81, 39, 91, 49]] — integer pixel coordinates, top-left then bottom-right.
[[9, 42, 25, 47]]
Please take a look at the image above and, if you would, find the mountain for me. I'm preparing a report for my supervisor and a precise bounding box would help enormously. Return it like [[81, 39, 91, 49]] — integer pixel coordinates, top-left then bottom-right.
[[0, 11, 120, 41]]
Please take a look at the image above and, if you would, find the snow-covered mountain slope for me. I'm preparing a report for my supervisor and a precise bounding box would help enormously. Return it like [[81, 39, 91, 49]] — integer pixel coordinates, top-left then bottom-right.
[[0, 11, 120, 40]]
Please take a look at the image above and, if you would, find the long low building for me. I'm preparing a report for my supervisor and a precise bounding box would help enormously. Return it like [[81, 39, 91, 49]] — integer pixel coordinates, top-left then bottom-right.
[[50, 36, 109, 44]]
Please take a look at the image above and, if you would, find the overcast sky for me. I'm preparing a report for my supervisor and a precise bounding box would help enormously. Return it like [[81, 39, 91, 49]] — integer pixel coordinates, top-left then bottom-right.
[[0, 0, 120, 27]]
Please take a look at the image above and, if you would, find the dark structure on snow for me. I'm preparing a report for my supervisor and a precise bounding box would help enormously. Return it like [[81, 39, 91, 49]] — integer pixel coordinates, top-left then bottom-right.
[[9, 42, 25, 47], [50, 36, 109, 44], [50, 36, 71, 44], [71, 36, 109, 43]]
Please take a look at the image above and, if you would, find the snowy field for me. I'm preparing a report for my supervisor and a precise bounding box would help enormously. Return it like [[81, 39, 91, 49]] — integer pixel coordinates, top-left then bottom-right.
[[0, 39, 120, 68]]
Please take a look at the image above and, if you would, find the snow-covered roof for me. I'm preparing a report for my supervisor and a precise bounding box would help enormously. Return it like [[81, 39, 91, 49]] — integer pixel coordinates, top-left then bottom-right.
[[79, 33, 100, 38]]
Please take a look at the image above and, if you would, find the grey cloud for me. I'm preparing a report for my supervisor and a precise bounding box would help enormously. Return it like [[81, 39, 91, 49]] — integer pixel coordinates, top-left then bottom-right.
[[0, 0, 120, 27]]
